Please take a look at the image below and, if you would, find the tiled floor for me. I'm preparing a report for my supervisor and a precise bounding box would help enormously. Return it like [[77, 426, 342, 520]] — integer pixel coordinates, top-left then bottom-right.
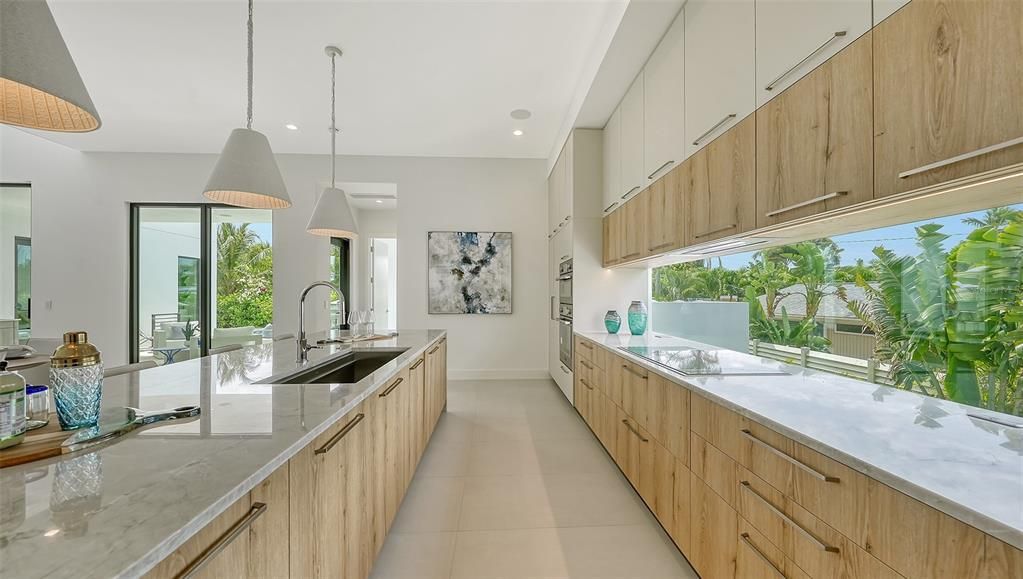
[[370, 379, 699, 579]]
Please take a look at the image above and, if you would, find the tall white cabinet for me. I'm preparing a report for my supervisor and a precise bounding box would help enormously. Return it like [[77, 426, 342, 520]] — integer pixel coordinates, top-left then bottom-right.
[[643, 11, 685, 184], [619, 74, 646, 203], [601, 107, 622, 215]]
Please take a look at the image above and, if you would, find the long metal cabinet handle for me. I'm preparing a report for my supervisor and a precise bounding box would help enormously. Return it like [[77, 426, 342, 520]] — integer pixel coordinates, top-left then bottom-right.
[[580, 378, 595, 390], [740, 481, 840, 553], [898, 136, 1023, 179], [694, 223, 737, 239], [580, 359, 594, 370], [765, 31, 847, 91], [622, 365, 647, 379], [621, 252, 641, 259], [428, 344, 441, 354], [580, 341, 593, 350], [378, 378, 404, 398], [740, 533, 787, 578], [315, 413, 366, 454], [764, 191, 847, 218], [177, 502, 267, 579], [410, 358, 424, 370], [692, 114, 737, 146], [604, 202, 619, 213], [647, 160, 674, 180], [621, 419, 649, 442], [620, 186, 641, 200], [649, 241, 674, 252], [740, 429, 839, 482]]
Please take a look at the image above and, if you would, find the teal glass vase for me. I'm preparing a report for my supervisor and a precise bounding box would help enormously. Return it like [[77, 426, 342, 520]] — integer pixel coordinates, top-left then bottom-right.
[[627, 301, 648, 335], [604, 310, 621, 334]]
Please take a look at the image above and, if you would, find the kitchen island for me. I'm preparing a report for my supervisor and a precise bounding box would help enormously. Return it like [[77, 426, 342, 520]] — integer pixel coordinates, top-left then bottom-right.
[[0, 330, 447, 579], [574, 331, 1023, 579]]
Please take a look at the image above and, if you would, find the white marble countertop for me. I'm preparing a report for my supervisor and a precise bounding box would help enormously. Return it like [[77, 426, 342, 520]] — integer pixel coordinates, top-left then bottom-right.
[[577, 331, 1023, 550], [0, 329, 446, 579]]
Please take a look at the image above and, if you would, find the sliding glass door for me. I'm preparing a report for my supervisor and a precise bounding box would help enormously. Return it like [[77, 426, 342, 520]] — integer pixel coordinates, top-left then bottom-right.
[[131, 205, 272, 364]]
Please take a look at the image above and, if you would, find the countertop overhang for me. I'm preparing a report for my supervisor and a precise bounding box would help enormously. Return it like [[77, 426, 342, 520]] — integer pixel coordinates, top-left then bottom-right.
[[576, 331, 1023, 550], [0, 329, 447, 579]]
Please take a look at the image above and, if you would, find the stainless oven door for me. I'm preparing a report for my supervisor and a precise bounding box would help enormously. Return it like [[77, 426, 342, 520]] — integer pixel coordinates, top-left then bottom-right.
[[558, 276, 572, 304], [558, 318, 573, 369]]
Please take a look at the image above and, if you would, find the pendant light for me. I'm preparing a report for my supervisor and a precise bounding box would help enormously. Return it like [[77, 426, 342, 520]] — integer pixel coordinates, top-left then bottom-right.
[[306, 46, 358, 239], [0, 0, 100, 132], [204, 0, 291, 209]]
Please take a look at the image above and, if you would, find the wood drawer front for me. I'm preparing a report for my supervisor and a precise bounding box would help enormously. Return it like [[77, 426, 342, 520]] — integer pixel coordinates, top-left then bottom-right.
[[690, 393, 743, 460], [575, 337, 606, 371], [738, 518, 811, 579], [638, 433, 676, 530], [145, 495, 255, 579], [739, 419, 870, 546], [865, 478, 987, 579], [645, 371, 690, 465], [737, 468, 901, 579], [575, 355, 605, 394], [691, 433, 741, 509], [690, 472, 739, 579], [615, 409, 643, 488], [983, 536, 1023, 579], [618, 359, 650, 429], [673, 460, 693, 555]]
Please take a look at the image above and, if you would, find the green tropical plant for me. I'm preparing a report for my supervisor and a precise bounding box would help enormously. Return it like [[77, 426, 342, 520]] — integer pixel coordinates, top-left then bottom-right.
[[747, 289, 831, 351], [776, 241, 845, 321], [962, 207, 1023, 229], [742, 257, 794, 318], [215, 222, 273, 328]]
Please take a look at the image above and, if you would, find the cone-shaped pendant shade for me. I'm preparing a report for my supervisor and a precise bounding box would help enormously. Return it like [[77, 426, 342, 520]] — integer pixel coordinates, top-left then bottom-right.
[[307, 187, 358, 238], [204, 128, 291, 209], [0, 0, 100, 132]]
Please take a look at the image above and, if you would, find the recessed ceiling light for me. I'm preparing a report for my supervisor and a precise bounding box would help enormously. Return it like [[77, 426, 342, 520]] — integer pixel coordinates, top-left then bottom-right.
[[510, 109, 532, 120], [375, 199, 383, 204], [285, 123, 298, 131], [44, 529, 60, 537], [512, 129, 524, 136]]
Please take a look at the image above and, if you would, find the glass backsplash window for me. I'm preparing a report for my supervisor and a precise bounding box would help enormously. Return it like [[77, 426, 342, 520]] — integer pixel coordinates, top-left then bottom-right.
[[652, 204, 1023, 417]]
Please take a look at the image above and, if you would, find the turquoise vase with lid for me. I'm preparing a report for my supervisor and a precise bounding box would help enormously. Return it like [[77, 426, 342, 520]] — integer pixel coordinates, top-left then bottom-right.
[[627, 301, 648, 336]]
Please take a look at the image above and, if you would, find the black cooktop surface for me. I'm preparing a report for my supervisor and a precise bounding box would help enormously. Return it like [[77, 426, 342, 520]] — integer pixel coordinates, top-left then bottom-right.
[[620, 346, 789, 376]]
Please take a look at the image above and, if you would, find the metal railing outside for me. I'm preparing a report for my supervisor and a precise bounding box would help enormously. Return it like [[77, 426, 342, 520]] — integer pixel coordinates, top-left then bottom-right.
[[749, 339, 894, 385]]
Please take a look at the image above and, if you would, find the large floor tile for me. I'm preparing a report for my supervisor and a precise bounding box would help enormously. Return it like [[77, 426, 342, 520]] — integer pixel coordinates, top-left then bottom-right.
[[416, 439, 472, 477], [471, 411, 592, 442], [391, 476, 465, 534], [466, 437, 618, 476], [457, 473, 649, 531], [370, 532, 457, 579], [450, 525, 696, 579], [428, 412, 477, 447]]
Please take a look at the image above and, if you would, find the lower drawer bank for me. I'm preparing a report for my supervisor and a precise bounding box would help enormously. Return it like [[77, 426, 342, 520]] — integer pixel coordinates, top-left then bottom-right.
[[574, 334, 1022, 579], [145, 337, 448, 579]]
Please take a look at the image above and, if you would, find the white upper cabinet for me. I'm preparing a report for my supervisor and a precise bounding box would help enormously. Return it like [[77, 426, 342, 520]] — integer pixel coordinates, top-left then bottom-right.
[[548, 138, 573, 234], [755, 0, 871, 106], [684, 0, 755, 158], [620, 72, 645, 201], [873, 0, 911, 25], [602, 106, 622, 215], [643, 11, 685, 183]]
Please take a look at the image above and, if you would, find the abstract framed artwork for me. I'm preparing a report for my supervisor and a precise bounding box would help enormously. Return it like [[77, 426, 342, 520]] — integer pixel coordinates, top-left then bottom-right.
[[427, 231, 512, 314]]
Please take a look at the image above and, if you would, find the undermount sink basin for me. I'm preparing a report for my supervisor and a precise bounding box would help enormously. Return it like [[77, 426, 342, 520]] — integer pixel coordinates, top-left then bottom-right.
[[277, 349, 406, 384]]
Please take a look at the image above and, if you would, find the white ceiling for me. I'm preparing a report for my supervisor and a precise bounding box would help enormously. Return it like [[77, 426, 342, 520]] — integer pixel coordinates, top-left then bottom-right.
[[31, 0, 625, 159]]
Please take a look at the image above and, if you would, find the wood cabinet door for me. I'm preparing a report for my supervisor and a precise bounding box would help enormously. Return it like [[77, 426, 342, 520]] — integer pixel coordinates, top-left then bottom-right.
[[620, 72, 646, 200], [756, 33, 873, 228], [620, 195, 647, 262], [736, 518, 811, 579], [409, 355, 427, 465], [248, 463, 290, 579], [690, 472, 738, 579], [646, 372, 690, 465], [340, 403, 371, 579], [365, 391, 388, 560], [603, 106, 623, 216], [638, 433, 676, 529], [289, 415, 347, 579], [619, 361, 649, 429], [755, 0, 870, 105], [645, 164, 684, 255], [643, 10, 685, 182], [672, 461, 693, 554], [380, 369, 410, 530], [684, 0, 755, 159], [145, 494, 254, 579], [616, 409, 642, 487], [873, 0, 1023, 198], [601, 213, 613, 267], [684, 116, 756, 245], [425, 341, 444, 433]]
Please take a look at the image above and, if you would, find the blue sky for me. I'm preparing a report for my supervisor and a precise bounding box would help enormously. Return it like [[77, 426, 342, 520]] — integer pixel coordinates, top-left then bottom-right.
[[250, 222, 272, 244], [716, 203, 1023, 270]]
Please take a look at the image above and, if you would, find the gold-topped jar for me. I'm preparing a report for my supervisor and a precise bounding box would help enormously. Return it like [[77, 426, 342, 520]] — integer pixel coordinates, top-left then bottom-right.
[[50, 331, 104, 430]]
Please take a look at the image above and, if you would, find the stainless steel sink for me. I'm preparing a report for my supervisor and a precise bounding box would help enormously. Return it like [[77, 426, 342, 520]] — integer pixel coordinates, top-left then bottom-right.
[[276, 349, 406, 384]]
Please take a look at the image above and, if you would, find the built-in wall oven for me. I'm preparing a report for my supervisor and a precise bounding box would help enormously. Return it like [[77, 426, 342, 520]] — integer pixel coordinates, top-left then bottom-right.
[[557, 258, 573, 368]]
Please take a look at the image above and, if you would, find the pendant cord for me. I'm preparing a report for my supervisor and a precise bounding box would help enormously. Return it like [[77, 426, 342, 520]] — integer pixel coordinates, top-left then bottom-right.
[[330, 52, 336, 188], [246, 0, 254, 130]]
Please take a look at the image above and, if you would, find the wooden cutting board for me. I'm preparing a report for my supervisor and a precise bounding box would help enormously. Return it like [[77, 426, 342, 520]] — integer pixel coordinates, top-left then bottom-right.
[[0, 415, 74, 468]]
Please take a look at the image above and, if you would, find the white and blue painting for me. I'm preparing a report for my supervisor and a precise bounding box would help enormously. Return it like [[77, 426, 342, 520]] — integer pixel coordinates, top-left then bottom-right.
[[428, 231, 512, 314]]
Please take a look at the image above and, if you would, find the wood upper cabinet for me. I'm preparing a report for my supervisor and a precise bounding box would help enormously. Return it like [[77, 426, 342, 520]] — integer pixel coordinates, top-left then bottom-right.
[[645, 165, 684, 255], [619, 195, 647, 262], [602, 209, 624, 267], [643, 10, 685, 183], [602, 106, 623, 215], [873, 0, 1023, 198], [684, 0, 755, 159], [620, 72, 646, 201], [684, 116, 756, 245], [755, 0, 871, 106], [756, 33, 874, 228]]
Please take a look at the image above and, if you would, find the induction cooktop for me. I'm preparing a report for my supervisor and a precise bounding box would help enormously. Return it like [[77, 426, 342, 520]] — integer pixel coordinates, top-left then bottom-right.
[[619, 346, 789, 376]]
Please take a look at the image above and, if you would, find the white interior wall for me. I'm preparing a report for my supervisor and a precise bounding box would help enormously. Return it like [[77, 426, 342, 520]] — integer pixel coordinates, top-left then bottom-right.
[[0, 186, 31, 321], [1, 127, 548, 377]]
